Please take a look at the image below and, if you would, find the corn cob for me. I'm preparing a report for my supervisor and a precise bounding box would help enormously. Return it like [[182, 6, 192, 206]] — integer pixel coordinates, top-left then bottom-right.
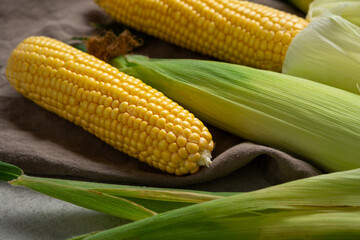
[[5, 36, 214, 176], [94, 0, 309, 72]]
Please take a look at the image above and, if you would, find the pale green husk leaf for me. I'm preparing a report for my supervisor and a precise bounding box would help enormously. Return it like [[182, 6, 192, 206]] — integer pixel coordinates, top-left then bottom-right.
[[71, 168, 360, 240], [282, 15, 360, 95], [307, 0, 360, 26], [111, 55, 360, 172]]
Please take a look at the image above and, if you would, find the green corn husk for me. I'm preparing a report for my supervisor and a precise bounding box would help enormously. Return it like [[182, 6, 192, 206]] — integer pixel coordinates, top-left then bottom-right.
[[71, 168, 360, 240], [282, 15, 360, 95], [1, 161, 230, 215], [110, 55, 360, 173]]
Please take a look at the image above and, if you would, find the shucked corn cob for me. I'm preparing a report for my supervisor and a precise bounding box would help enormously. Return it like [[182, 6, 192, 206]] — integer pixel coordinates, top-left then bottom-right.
[[5, 36, 214, 176], [94, 0, 309, 72]]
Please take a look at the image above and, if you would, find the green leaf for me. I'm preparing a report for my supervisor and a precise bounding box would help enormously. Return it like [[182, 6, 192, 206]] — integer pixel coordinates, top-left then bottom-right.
[[0, 161, 23, 181], [25, 176, 231, 212], [80, 210, 360, 240], [10, 176, 156, 221], [72, 168, 360, 240], [39, 177, 228, 202], [68, 231, 99, 240], [2, 162, 231, 215]]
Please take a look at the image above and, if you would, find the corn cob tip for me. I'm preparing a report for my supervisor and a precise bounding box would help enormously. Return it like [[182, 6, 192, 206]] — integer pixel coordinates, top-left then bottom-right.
[[198, 149, 212, 167], [5, 36, 214, 176]]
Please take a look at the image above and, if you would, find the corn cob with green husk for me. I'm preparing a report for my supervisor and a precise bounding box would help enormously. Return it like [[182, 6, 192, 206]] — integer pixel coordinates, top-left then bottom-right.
[[70, 167, 360, 240], [5, 36, 215, 176], [110, 54, 360, 172], [94, 0, 309, 72]]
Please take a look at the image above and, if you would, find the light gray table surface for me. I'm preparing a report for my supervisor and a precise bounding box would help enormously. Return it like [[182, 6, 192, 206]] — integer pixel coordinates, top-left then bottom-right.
[[0, 181, 129, 240]]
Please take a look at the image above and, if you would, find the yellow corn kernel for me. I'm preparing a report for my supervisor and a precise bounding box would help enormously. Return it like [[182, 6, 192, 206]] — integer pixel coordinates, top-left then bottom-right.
[[157, 129, 167, 140], [186, 142, 200, 154], [178, 147, 189, 159], [94, 0, 308, 72], [5, 36, 214, 175], [168, 142, 178, 153], [188, 132, 200, 143], [173, 124, 183, 135], [171, 153, 183, 164], [188, 153, 201, 162], [184, 160, 197, 170], [176, 136, 187, 147], [161, 150, 172, 162]]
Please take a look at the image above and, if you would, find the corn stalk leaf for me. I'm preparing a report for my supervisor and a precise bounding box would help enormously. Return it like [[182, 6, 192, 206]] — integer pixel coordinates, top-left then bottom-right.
[[79, 210, 360, 240], [1, 161, 231, 214], [68, 232, 99, 240], [41, 177, 230, 201], [30, 176, 230, 212], [71, 168, 360, 240], [0, 161, 23, 181], [10, 175, 156, 221]]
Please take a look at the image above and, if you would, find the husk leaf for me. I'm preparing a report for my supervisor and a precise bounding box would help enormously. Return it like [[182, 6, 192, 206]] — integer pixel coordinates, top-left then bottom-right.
[[1, 161, 229, 214], [26, 176, 229, 212], [0, 161, 23, 181], [10, 175, 156, 221], [307, 0, 360, 26], [71, 168, 360, 240], [283, 15, 360, 95]]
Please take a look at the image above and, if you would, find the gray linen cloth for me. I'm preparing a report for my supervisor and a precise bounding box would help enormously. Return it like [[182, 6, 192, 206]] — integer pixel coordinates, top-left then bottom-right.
[[0, 0, 320, 192]]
